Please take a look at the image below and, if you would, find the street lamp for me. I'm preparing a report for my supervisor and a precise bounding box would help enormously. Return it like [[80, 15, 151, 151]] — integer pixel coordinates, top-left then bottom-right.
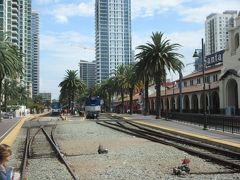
[[179, 70, 183, 113], [193, 38, 207, 130]]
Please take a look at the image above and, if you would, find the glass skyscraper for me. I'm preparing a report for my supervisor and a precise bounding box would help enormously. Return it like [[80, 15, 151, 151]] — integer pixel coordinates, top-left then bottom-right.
[[95, 0, 132, 84], [19, 0, 32, 97], [0, 0, 35, 98], [31, 10, 40, 96], [79, 60, 96, 89]]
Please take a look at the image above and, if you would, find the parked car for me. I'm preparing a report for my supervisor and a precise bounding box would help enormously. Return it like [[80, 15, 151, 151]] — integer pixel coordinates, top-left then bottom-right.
[[3, 112, 14, 119]]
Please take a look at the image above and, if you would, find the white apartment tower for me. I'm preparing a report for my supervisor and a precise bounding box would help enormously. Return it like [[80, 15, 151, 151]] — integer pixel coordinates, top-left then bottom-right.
[[0, 0, 19, 45], [31, 11, 40, 96], [205, 10, 238, 56], [0, 0, 33, 97], [79, 60, 96, 89], [19, 0, 32, 97], [95, 0, 132, 83]]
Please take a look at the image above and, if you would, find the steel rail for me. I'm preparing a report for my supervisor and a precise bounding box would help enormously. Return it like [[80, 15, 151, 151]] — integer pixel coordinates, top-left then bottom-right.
[[98, 120, 240, 171], [20, 128, 30, 180], [41, 128, 79, 180], [125, 120, 240, 158]]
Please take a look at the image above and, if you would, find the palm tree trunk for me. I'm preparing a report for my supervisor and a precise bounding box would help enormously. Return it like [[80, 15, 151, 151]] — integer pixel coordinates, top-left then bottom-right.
[[68, 95, 71, 114], [71, 93, 75, 114], [121, 88, 124, 113], [108, 91, 111, 112], [155, 75, 161, 119], [3, 81, 7, 112], [0, 79, 2, 121], [129, 87, 133, 115], [144, 79, 149, 115]]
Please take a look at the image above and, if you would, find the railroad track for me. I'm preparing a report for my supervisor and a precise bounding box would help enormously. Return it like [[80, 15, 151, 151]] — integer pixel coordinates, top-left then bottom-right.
[[20, 117, 78, 180], [96, 115, 240, 172]]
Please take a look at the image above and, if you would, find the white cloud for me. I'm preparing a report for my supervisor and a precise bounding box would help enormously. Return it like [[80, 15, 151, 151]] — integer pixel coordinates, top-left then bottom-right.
[[35, 0, 60, 4], [132, 29, 204, 80], [132, 0, 185, 18], [40, 31, 95, 99], [177, 0, 240, 23], [48, 1, 94, 23], [132, 0, 240, 23]]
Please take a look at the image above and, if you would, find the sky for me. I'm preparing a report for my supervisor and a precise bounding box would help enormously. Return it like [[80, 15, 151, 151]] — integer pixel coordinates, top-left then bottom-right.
[[32, 0, 240, 100]]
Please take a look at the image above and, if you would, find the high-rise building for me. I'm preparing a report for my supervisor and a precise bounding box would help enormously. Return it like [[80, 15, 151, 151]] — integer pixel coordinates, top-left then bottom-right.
[[0, 0, 19, 45], [0, 0, 33, 97], [205, 10, 238, 56], [95, 0, 132, 84], [79, 60, 96, 89], [39, 93, 51, 103], [19, 0, 32, 97], [31, 10, 40, 96]]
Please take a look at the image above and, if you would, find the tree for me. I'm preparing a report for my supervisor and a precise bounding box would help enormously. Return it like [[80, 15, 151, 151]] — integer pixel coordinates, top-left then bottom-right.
[[136, 32, 184, 119], [135, 50, 154, 115], [115, 64, 128, 113], [2, 79, 18, 111], [59, 70, 85, 114], [0, 35, 23, 119], [123, 64, 140, 114]]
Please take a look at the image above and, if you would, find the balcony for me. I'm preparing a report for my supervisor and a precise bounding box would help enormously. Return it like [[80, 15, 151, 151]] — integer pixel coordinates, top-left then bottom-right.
[[12, 7, 18, 13]]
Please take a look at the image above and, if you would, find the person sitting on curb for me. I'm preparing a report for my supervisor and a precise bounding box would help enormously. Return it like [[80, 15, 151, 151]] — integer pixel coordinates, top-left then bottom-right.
[[0, 144, 20, 180]]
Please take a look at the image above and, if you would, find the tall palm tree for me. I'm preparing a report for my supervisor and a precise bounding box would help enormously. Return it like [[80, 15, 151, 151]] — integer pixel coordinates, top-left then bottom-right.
[[0, 36, 23, 118], [59, 70, 85, 114], [17, 85, 29, 105], [115, 64, 128, 113], [136, 32, 184, 119], [135, 52, 153, 115], [2, 79, 19, 111], [123, 64, 140, 115], [98, 77, 116, 112]]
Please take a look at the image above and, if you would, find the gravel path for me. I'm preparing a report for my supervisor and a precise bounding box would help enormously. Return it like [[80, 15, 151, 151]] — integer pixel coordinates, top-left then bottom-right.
[[8, 116, 240, 180]]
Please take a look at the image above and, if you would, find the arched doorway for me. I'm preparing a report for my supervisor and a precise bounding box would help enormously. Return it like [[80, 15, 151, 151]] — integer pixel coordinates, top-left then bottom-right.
[[191, 94, 198, 113], [150, 99, 155, 112], [211, 91, 220, 114], [171, 97, 175, 112], [183, 95, 190, 112], [161, 99, 164, 112], [226, 79, 238, 115], [166, 98, 169, 110]]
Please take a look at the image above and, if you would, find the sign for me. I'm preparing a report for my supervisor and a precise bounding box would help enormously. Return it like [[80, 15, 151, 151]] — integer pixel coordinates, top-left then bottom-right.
[[205, 50, 224, 66]]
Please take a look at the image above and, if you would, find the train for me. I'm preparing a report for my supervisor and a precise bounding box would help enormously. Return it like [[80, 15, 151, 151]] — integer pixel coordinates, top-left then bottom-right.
[[84, 96, 101, 119], [51, 101, 61, 115]]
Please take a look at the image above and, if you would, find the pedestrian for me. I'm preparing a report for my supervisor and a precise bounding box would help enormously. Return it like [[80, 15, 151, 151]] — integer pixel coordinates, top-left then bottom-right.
[[0, 144, 20, 180]]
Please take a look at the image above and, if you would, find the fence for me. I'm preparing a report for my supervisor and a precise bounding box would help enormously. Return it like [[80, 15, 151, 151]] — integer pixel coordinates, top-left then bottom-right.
[[167, 112, 240, 134]]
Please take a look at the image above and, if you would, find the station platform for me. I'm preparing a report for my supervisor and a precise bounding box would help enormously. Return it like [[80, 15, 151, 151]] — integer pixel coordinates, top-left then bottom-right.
[[110, 113, 240, 151], [0, 112, 50, 145]]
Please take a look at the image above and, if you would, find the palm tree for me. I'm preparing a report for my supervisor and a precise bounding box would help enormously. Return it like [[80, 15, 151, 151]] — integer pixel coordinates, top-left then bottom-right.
[[135, 52, 153, 115], [98, 77, 116, 112], [59, 70, 85, 114], [2, 79, 19, 111], [0, 36, 23, 119], [17, 85, 29, 105], [136, 32, 184, 119], [123, 64, 140, 115], [115, 64, 128, 113]]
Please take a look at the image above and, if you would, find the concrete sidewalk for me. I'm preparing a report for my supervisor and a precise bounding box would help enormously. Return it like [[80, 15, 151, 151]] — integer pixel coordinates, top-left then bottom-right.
[[0, 118, 20, 138], [110, 113, 240, 148]]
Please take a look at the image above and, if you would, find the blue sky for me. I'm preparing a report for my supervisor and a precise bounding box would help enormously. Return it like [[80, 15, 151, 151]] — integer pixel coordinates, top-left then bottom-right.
[[32, 0, 240, 99]]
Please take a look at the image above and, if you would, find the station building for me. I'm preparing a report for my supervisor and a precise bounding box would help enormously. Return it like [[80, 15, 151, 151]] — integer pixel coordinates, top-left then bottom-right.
[[119, 14, 240, 116], [219, 14, 240, 116]]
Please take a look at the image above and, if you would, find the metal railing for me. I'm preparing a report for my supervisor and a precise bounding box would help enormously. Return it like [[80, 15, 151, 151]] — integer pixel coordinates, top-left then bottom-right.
[[167, 112, 240, 134]]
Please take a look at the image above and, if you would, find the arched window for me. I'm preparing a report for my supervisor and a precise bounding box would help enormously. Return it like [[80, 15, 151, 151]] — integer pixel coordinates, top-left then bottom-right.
[[235, 33, 239, 50]]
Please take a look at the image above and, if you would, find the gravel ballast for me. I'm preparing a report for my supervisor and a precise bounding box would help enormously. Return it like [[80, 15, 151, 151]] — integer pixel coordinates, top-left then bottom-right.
[[8, 116, 240, 179]]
